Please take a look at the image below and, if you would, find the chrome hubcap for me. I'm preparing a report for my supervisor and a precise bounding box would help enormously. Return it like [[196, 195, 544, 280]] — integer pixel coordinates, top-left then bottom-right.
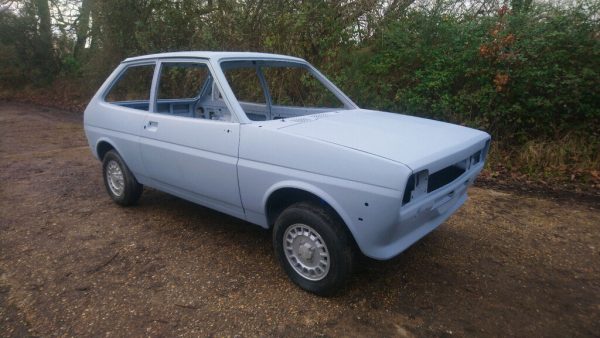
[[106, 160, 124, 196], [284, 224, 330, 281]]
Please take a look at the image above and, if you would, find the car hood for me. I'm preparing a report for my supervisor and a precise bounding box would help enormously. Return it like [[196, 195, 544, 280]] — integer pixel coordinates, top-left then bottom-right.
[[278, 109, 490, 171]]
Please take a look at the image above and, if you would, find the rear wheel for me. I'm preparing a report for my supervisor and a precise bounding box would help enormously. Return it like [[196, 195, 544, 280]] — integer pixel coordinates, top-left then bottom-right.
[[273, 202, 354, 296], [102, 150, 143, 206]]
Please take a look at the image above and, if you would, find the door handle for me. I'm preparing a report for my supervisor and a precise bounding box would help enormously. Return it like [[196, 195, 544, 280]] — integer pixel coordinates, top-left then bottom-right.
[[146, 121, 159, 131]]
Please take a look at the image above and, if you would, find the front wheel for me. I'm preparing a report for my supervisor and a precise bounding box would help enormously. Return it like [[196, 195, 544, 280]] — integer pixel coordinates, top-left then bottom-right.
[[102, 150, 143, 206], [273, 202, 354, 296]]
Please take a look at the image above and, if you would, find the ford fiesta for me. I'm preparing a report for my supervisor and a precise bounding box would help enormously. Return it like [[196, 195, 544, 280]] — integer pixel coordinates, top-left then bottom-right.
[[83, 52, 491, 295]]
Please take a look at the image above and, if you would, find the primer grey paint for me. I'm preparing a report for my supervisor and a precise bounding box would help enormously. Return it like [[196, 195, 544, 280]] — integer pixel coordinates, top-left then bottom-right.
[[84, 52, 491, 260]]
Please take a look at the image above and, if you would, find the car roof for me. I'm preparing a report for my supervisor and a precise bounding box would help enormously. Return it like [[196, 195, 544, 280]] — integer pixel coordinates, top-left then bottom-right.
[[123, 51, 306, 63]]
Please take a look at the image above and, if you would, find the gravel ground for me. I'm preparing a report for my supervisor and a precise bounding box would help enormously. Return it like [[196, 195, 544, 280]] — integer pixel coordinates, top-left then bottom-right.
[[1, 101, 599, 337]]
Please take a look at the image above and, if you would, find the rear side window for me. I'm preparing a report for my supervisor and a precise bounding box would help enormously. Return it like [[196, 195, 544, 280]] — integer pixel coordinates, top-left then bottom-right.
[[105, 64, 155, 110]]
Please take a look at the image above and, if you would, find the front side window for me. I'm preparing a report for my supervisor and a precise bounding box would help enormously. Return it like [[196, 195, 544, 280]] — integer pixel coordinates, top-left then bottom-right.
[[155, 61, 231, 121], [158, 63, 210, 100], [105, 64, 155, 111]]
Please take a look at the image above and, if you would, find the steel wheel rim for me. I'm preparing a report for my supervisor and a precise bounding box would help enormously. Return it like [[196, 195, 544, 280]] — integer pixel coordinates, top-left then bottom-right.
[[106, 160, 125, 197], [283, 223, 330, 281]]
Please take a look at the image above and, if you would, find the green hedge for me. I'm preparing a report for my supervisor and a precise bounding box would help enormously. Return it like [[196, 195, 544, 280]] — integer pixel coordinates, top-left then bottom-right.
[[1, 1, 598, 148], [336, 4, 599, 145]]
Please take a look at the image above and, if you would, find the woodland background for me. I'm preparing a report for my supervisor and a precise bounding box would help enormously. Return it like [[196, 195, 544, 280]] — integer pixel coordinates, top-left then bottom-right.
[[0, 0, 598, 190]]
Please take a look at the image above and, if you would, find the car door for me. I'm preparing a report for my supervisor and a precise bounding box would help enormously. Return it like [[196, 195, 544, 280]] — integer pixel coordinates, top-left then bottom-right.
[[139, 59, 243, 218]]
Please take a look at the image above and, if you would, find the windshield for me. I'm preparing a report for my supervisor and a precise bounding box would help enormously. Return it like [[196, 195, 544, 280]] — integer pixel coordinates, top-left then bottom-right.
[[221, 60, 352, 121]]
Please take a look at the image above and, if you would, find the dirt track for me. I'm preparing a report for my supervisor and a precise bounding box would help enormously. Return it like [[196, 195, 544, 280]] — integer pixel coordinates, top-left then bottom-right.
[[1, 101, 599, 337]]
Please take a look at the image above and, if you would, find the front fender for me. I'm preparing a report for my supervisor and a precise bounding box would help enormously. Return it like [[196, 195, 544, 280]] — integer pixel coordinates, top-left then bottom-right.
[[237, 158, 404, 257], [261, 180, 355, 233]]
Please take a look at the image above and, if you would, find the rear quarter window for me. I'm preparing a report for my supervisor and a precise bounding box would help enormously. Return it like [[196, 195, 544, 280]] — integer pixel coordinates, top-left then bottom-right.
[[105, 64, 155, 110]]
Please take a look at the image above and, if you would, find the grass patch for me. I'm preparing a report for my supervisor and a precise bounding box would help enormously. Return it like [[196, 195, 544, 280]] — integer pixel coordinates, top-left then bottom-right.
[[485, 134, 600, 189]]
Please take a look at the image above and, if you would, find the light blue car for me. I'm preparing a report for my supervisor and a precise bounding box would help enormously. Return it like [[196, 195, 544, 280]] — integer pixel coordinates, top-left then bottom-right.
[[84, 52, 491, 295]]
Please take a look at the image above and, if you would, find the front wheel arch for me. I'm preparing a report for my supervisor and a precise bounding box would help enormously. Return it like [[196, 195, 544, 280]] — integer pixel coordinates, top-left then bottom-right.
[[264, 185, 360, 253]]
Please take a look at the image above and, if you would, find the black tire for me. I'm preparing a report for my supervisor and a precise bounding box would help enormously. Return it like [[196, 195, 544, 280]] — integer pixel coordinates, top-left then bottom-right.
[[102, 150, 143, 206], [273, 201, 354, 296]]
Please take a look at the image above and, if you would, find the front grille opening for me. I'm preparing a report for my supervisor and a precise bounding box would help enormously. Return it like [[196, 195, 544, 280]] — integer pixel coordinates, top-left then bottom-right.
[[472, 151, 481, 164], [427, 163, 466, 193]]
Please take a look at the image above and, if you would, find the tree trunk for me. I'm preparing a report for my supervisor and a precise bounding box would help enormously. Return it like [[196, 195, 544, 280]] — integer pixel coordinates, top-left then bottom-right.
[[74, 0, 92, 59], [35, 0, 55, 82], [36, 0, 52, 52], [36, 0, 52, 45]]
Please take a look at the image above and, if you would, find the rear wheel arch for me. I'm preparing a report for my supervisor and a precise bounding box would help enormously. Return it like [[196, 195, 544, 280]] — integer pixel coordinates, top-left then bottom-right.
[[96, 140, 116, 161]]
